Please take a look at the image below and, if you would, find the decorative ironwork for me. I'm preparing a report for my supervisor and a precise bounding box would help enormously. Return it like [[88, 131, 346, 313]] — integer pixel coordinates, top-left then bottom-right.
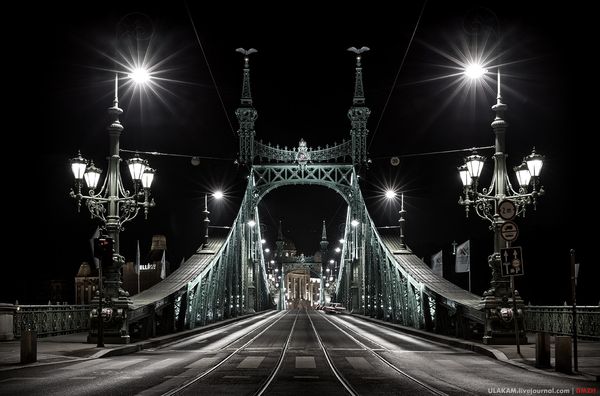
[[13, 305, 89, 339], [253, 139, 353, 164], [525, 303, 600, 340]]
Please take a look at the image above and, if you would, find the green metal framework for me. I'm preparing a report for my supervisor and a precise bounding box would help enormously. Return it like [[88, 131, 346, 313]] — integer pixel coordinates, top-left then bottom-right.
[[127, 47, 486, 340]]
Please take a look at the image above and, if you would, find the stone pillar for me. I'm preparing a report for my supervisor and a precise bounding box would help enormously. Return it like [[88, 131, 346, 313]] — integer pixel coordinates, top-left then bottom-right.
[[20, 331, 37, 363], [0, 304, 17, 341], [555, 336, 572, 374], [535, 333, 551, 368]]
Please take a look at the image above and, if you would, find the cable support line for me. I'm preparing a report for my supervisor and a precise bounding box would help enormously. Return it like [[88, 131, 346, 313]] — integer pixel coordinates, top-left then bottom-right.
[[258, 199, 279, 230], [326, 201, 346, 232], [367, 0, 428, 152], [120, 148, 234, 161], [184, 1, 238, 140], [372, 145, 494, 160]]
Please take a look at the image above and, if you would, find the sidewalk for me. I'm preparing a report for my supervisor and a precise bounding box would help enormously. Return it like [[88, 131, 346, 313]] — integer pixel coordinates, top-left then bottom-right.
[[358, 316, 599, 383], [1, 320, 598, 383]]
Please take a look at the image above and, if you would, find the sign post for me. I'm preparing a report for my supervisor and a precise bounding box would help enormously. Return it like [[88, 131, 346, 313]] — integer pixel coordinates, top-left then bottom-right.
[[501, 246, 523, 353], [571, 249, 578, 372]]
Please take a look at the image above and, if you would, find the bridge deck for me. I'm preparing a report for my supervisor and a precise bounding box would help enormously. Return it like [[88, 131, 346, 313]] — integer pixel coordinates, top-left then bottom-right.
[[379, 232, 483, 318], [129, 227, 484, 325], [130, 229, 229, 311]]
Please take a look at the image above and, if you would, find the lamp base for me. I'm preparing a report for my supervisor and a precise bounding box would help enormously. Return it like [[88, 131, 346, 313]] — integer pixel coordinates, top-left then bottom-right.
[[87, 295, 133, 345], [479, 293, 527, 346]]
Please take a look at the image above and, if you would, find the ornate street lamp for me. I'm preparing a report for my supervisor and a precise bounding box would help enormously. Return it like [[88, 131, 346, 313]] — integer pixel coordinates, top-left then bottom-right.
[[456, 8, 545, 345], [69, 13, 157, 345]]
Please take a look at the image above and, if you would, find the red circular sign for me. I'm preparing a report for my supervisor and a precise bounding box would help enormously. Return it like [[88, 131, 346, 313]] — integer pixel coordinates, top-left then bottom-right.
[[498, 200, 517, 221], [500, 221, 519, 242]]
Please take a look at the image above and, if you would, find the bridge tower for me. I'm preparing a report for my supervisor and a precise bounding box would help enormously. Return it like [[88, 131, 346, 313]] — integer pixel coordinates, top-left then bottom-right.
[[233, 47, 371, 310]]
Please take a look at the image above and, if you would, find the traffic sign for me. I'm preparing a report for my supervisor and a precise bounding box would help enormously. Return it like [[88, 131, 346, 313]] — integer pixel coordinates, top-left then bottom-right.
[[498, 200, 517, 221], [500, 221, 519, 242], [500, 247, 524, 277]]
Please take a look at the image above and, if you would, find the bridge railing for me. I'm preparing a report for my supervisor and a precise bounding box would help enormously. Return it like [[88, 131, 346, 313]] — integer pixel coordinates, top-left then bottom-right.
[[524, 303, 600, 340], [13, 304, 89, 339]]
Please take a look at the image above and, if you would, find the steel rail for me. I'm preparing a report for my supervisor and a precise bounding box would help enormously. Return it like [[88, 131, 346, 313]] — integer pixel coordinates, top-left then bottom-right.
[[307, 311, 359, 396], [161, 310, 291, 396], [322, 313, 449, 396], [252, 312, 299, 396]]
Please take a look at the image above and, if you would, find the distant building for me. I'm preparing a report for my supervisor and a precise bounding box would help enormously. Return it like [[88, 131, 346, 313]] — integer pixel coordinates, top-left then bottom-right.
[[122, 235, 171, 296], [272, 237, 323, 308], [74, 262, 99, 305]]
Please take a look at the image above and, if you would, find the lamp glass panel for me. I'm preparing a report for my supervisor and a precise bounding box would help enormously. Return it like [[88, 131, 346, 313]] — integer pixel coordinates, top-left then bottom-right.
[[526, 157, 543, 177], [458, 165, 470, 186], [514, 164, 531, 187], [84, 168, 102, 190], [71, 161, 87, 180], [70, 159, 87, 180], [141, 168, 155, 189], [128, 157, 147, 180], [466, 156, 485, 178]]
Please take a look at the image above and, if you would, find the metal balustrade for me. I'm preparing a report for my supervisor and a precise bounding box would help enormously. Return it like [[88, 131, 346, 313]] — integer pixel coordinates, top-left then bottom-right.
[[524, 303, 600, 340], [13, 305, 89, 339]]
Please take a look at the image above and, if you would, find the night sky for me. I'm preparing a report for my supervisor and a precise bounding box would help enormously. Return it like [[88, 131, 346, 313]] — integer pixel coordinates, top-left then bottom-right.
[[11, 2, 591, 307]]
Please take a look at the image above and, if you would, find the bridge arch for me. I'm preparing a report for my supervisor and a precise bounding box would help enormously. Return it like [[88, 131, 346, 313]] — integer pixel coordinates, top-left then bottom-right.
[[249, 163, 358, 210]]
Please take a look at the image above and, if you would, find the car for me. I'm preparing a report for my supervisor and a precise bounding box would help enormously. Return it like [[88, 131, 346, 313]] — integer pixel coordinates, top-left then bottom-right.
[[323, 303, 346, 314]]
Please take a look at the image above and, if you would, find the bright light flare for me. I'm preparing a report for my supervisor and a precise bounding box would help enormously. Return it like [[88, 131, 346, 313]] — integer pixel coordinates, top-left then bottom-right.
[[213, 191, 224, 200], [129, 68, 151, 83], [464, 64, 488, 79]]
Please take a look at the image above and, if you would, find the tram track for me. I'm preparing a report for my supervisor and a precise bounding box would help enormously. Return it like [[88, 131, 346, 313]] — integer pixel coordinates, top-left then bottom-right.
[[305, 309, 359, 396], [321, 312, 449, 396], [160, 310, 292, 396], [158, 309, 448, 396]]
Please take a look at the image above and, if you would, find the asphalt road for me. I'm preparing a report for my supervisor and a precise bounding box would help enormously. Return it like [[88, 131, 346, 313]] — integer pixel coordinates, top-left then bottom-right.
[[0, 310, 588, 395]]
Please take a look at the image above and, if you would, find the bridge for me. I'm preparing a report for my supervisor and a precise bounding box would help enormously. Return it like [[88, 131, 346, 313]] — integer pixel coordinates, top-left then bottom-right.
[[89, 49, 514, 347]]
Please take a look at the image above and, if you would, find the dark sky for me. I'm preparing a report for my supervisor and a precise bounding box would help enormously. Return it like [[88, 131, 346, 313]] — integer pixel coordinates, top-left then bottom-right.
[[11, 2, 591, 306]]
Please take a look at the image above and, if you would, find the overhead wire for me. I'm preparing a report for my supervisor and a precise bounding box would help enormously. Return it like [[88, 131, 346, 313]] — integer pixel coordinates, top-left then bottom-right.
[[367, 0, 428, 152], [120, 148, 234, 161], [373, 145, 494, 161], [184, 1, 238, 140]]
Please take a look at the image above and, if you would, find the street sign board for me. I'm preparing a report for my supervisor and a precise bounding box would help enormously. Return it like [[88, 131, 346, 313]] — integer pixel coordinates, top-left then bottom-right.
[[500, 246, 524, 277], [500, 221, 519, 242], [498, 200, 517, 221]]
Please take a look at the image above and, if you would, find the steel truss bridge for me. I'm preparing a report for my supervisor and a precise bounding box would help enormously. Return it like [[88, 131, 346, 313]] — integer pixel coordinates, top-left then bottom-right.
[[126, 49, 485, 341]]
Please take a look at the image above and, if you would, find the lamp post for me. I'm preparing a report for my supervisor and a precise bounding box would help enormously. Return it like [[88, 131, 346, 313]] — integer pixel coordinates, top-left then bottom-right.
[[200, 191, 224, 252], [457, 8, 544, 345], [385, 190, 409, 252], [69, 13, 157, 345]]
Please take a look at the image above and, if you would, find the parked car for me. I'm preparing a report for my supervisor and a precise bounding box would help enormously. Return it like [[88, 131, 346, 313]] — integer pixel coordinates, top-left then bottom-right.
[[323, 303, 346, 314]]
